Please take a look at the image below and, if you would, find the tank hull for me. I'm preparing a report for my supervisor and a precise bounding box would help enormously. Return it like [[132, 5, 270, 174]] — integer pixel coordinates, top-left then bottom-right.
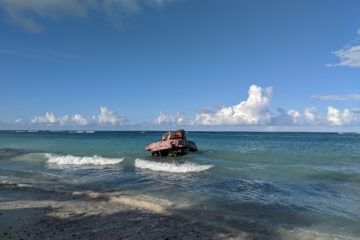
[[145, 131, 197, 157]]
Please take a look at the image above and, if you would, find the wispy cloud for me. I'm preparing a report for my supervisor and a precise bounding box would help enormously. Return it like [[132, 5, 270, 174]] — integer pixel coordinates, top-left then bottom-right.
[[14, 118, 23, 124], [0, 0, 174, 32], [312, 94, 360, 101], [0, 48, 89, 61], [327, 45, 360, 68], [327, 29, 360, 68], [0, 49, 41, 59]]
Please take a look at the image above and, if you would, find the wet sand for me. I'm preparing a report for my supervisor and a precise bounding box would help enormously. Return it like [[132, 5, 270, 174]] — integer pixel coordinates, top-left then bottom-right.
[[0, 187, 245, 240], [0, 186, 351, 240]]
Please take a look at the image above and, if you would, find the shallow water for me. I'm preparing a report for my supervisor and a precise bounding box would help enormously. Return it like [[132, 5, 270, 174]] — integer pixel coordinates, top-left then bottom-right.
[[0, 131, 359, 239]]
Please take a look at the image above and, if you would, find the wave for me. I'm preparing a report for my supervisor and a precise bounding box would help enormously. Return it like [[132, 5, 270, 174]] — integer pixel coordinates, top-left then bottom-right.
[[134, 158, 213, 173], [71, 191, 172, 214], [14, 130, 38, 133], [44, 153, 124, 165], [68, 130, 95, 134], [337, 132, 360, 135]]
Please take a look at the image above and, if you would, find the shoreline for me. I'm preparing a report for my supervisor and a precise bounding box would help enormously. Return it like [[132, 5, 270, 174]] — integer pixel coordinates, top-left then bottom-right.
[[0, 185, 357, 240], [0, 186, 242, 240]]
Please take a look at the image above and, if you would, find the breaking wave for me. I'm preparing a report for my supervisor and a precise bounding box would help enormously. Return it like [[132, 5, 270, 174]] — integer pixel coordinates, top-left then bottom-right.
[[68, 130, 95, 134], [134, 158, 213, 173], [45, 153, 124, 165]]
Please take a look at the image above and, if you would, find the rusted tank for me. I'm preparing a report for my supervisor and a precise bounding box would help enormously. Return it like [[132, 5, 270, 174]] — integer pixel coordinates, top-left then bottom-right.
[[145, 130, 197, 157]]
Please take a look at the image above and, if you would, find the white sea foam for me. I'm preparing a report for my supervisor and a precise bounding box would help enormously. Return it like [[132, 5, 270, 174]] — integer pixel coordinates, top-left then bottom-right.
[[15, 130, 38, 132], [45, 153, 124, 165], [135, 158, 213, 173], [68, 130, 95, 134]]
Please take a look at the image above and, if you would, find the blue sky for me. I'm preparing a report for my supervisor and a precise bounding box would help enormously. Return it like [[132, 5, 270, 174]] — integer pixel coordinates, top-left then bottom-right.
[[0, 0, 360, 131]]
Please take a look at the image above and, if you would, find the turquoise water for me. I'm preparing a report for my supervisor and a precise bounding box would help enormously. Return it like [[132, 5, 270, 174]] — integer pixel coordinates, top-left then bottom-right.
[[0, 131, 359, 238]]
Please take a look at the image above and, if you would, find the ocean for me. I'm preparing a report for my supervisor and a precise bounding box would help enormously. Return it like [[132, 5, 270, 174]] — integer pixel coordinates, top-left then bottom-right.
[[0, 131, 359, 239]]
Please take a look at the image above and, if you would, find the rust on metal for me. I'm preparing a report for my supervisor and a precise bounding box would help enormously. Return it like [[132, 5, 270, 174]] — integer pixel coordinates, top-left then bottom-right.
[[145, 130, 197, 157]]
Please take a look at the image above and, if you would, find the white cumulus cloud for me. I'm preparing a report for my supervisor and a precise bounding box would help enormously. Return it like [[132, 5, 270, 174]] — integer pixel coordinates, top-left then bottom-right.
[[31, 112, 58, 124], [327, 106, 357, 126], [72, 114, 89, 126], [193, 85, 272, 125], [30, 107, 128, 126], [15, 86, 360, 129], [271, 108, 303, 126], [304, 107, 317, 124], [154, 112, 185, 125], [287, 109, 301, 124], [97, 106, 128, 125]]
